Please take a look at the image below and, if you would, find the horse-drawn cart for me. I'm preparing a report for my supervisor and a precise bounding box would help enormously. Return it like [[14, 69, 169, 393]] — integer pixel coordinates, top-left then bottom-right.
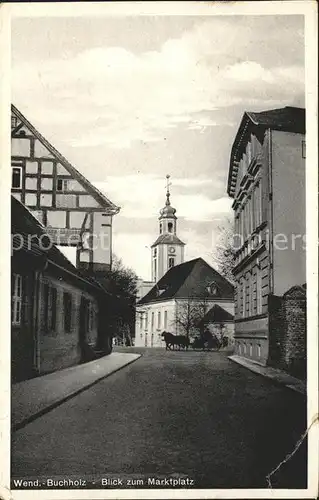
[[161, 330, 228, 351]]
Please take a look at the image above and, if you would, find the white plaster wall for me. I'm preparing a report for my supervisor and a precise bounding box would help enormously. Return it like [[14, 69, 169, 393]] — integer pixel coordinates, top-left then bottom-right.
[[92, 213, 112, 266], [135, 300, 176, 347], [26, 161, 39, 174], [271, 131, 306, 295], [47, 210, 67, 227], [156, 243, 184, 280], [12, 137, 31, 157]]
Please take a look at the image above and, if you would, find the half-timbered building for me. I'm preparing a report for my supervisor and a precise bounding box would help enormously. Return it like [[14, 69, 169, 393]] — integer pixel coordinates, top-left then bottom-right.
[[11, 104, 120, 273], [11, 196, 114, 383], [227, 106, 306, 369]]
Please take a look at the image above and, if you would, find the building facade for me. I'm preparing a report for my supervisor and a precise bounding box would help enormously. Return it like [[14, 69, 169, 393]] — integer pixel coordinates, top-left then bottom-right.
[[227, 106, 306, 368], [135, 258, 234, 347], [12, 196, 113, 382], [11, 104, 120, 273]]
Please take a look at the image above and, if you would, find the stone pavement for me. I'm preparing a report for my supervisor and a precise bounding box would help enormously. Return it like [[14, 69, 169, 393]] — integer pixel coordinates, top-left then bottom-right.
[[228, 354, 306, 395], [12, 352, 141, 431], [12, 349, 307, 489]]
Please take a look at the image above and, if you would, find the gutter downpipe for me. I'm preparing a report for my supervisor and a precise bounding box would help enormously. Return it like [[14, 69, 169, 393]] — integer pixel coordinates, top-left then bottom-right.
[[268, 128, 274, 295], [267, 128, 274, 366], [33, 270, 41, 375]]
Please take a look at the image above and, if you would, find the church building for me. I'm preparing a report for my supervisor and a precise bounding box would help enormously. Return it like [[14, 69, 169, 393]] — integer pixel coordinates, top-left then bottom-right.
[[151, 175, 185, 282], [135, 177, 234, 348]]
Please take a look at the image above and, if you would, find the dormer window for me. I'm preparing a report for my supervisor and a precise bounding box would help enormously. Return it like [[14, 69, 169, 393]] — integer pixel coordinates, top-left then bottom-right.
[[207, 282, 219, 296], [156, 285, 167, 297]]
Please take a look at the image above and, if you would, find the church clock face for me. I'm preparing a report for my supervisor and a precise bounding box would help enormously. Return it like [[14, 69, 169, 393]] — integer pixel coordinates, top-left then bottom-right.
[[169, 246, 176, 254]]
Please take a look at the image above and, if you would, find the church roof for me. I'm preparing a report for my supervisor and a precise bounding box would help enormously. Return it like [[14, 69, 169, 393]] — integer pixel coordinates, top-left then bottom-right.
[[138, 257, 234, 305], [11, 104, 120, 215], [200, 304, 234, 325], [151, 233, 185, 247]]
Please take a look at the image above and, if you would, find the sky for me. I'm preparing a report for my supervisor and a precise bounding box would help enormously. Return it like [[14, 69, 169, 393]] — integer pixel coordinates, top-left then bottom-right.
[[11, 14, 305, 279]]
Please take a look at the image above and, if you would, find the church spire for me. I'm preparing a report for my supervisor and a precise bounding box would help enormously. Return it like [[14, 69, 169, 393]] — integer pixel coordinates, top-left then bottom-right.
[[150, 174, 185, 282], [165, 174, 171, 206], [160, 174, 176, 220]]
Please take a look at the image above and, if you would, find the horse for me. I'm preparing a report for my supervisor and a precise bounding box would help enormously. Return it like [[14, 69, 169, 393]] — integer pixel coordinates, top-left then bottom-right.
[[161, 331, 190, 350]]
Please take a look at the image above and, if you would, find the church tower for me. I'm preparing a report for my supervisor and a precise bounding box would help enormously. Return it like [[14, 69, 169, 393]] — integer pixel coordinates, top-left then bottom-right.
[[151, 175, 185, 282]]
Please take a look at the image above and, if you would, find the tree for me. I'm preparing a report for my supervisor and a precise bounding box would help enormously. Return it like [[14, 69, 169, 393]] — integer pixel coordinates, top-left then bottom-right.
[[94, 255, 138, 346], [212, 217, 236, 285], [175, 293, 210, 340]]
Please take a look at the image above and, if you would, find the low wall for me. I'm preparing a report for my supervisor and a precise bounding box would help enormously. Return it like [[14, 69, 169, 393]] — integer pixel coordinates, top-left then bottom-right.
[[268, 285, 306, 380]]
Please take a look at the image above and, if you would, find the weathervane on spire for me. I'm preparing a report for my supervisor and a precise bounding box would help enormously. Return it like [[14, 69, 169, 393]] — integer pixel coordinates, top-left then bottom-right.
[[166, 174, 171, 205]]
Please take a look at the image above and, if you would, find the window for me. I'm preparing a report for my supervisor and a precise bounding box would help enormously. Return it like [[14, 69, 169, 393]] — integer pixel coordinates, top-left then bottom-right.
[[88, 302, 94, 331], [12, 274, 23, 325], [164, 310, 168, 329], [257, 345, 261, 358], [43, 284, 58, 332], [249, 196, 253, 237], [248, 272, 253, 317], [249, 343, 253, 356], [251, 190, 256, 232], [256, 267, 263, 315], [12, 166, 22, 189], [255, 181, 262, 228], [57, 178, 68, 192], [145, 312, 148, 331], [168, 257, 175, 269], [241, 277, 245, 318], [157, 311, 161, 329], [151, 312, 154, 331], [50, 287, 57, 330], [153, 258, 157, 282], [207, 282, 218, 296], [43, 283, 50, 332], [168, 222, 173, 233], [159, 223, 163, 234], [63, 292, 72, 333]]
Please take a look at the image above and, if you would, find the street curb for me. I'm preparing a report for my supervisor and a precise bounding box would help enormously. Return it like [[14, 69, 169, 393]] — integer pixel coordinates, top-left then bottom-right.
[[12, 354, 141, 432], [228, 355, 306, 396]]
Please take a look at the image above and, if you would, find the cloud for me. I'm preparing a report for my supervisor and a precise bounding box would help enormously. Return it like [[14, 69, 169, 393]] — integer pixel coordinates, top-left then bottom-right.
[[222, 61, 275, 83], [112, 231, 152, 279], [12, 17, 304, 149], [95, 174, 231, 222]]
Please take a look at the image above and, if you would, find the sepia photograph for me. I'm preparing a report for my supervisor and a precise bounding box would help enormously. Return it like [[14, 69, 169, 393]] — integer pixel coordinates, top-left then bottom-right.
[[0, 1, 318, 499]]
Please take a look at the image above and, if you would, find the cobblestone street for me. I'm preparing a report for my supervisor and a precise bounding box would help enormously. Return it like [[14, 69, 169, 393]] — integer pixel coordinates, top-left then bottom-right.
[[12, 348, 307, 489]]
